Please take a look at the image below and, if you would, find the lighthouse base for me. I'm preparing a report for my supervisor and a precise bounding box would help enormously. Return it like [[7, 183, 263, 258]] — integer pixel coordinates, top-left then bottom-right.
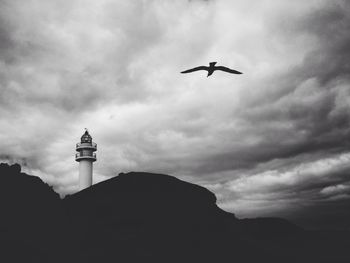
[[79, 160, 93, 190]]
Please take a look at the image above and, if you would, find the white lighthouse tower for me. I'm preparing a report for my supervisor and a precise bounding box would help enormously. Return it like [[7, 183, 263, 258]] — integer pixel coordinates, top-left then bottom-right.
[[75, 129, 97, 190]]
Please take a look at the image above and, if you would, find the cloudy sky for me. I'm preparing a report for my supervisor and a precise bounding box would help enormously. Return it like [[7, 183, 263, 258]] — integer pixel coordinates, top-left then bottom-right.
[[0, 0, 349, 228]]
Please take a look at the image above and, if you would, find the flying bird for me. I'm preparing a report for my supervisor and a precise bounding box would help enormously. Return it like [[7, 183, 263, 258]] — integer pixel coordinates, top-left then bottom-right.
[[181, 62, 242, 77]]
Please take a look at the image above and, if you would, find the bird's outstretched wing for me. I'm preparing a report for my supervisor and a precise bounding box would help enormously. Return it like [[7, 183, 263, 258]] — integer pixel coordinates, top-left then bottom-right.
[[181, 66, 209, 74], [215, 66, 242, 74]]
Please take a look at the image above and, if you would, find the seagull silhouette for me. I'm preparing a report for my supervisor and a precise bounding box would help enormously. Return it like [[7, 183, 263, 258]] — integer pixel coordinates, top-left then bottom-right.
[[181, 62, 242, 77]]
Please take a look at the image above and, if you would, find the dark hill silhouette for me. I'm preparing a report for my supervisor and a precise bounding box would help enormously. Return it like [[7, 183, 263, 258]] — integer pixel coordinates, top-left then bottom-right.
[[0, 163, 72, 263], [0, 163, 349, 262], [240, 217, 303, 237], [64, 172, 282, 263]]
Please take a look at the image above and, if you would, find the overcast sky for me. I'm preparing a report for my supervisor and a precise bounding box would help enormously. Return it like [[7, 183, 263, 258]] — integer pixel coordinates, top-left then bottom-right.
[[0, 0, 349, 227]]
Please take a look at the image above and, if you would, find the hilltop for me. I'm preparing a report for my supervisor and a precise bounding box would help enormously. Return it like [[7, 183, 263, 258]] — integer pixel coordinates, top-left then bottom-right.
[[0, 163, 349, 262]]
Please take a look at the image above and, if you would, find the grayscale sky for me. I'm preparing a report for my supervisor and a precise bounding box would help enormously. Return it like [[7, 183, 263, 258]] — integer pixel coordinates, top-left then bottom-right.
[[0, 0, 349, 226]]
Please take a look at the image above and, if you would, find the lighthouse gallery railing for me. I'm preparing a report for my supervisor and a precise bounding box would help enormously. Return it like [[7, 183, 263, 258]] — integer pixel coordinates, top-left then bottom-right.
[[75, 152, 97, 158]]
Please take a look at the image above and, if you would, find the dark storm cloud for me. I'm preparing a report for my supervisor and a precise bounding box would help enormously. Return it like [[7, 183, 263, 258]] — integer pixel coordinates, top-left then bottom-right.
[[297, 1, 350, 84], [211, 0, 350, 171]]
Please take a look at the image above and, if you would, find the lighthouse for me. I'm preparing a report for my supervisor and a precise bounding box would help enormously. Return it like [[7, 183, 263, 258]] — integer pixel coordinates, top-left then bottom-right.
[[75, 129, 97, 190]]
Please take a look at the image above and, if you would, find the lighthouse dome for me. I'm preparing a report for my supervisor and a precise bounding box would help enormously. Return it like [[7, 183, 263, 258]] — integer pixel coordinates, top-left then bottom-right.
[[81, 129, 92, 143]]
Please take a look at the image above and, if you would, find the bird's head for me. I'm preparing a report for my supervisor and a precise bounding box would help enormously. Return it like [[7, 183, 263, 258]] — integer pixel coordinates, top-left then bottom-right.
[[209, 62, 217, 66]]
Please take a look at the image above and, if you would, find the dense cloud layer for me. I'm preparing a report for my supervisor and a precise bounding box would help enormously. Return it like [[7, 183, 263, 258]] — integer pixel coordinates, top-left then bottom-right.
[[0, 0, 349, 227]]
